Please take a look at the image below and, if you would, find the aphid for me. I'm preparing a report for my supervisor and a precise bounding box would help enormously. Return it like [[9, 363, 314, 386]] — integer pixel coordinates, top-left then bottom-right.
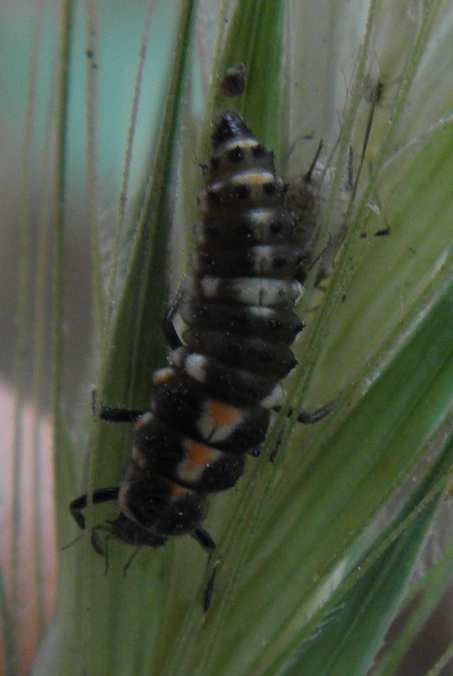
[[220, 63, 247, 97], [69, 112, 332, 556], [374, 226, 391, 237]]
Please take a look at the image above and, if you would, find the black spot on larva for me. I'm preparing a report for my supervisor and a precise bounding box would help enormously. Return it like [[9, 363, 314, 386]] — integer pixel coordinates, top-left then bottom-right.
[[263, 182, 277, 196], [210, 157, 220, 171], [236, 225, 252, 239], [228, 147, 244, 162], [253, 144, 266, 157], [205, 256, 215, 270], [273, 256, 286, 269], [270, 222, 283, 234], [227, 342, 241, 356], [229, 318, 240, 330], [206, 223, 220, 237], [218, 372, 228, 385], [269, 319, 282, 330], [197, 307, 208, 319], [234, 185, 251, 199], [207, 189, 222, 204]]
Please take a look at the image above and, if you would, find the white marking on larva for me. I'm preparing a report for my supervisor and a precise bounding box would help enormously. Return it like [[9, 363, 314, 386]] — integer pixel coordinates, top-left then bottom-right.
[[168, 347, 185, 368], [291, 280, 304, 302], [233, 278, 270, 305], [197, 412, 216, 440], [208, 171, 275, 196], [233, 278, 301, 306], [184, 275, 221, 301], [260, 384, 285, 409], [252, 246, 275, 274], [132, 444, 147, 469], [209, 179, 225, 193], [249, 306, 274, 319], [118, 482, 137, 524], [182, 274, 197, 299], [247, 207, 274, 224], [172, 313, 187, 344], [136, 411, 153, 427], [177, 460, 205, 484], [245, 208, 274, 239], [232, 170, 274, 187], [209, 421, 241, 443], [219, 138, 259, 154], [294, 324, 304, 341], [193, 222, 204, 244], [184, 353, 208, 383], [199, 277, 218, 298], [152, 367, 175, 386], [197, 190, 209, 213]]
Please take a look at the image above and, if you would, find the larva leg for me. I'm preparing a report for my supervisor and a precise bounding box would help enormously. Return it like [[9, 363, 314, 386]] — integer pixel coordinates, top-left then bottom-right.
[[70, 486, 120, 530], [269, 401, 335, 462], [91, 527, 113, 567], [191, 527, 216, 552], [273, 400, 334, 425], [304, 139, 323, 182], [98, 405, 146, 423], [162, 279, 186, 349], [91, 388, 146, 423], [296, 401, 335, 424], [203, 559, 221, 612], [203, 570, 217, 612]]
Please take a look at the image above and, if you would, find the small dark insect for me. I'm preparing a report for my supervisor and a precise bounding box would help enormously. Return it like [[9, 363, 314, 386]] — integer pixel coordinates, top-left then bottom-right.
[[220, 63, 247, 97], [363, 77, 384, 106], [69, 112, 332, 558], [374, 226, 391, 237]]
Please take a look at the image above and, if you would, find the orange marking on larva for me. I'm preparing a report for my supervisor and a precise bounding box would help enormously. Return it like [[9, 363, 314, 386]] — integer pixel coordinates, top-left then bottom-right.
[[168, 481, 189, 498], [153, 367, 175, 386], [207, 400, 242, 426], [183, 439, 216, 468]]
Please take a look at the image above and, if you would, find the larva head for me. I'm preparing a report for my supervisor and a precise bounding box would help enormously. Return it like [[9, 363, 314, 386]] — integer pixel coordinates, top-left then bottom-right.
[[211, 111, 252, 147], [210, 112, 273, 168], [205, 112, 278, 207]]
